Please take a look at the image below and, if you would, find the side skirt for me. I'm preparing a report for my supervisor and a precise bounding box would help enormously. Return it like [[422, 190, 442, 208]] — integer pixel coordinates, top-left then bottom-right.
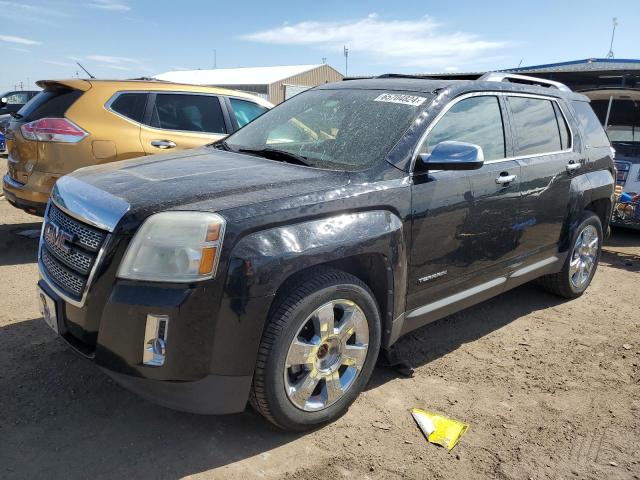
[[387, 255, 563, 346]]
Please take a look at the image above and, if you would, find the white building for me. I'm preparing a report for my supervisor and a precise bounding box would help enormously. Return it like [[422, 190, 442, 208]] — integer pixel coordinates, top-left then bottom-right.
[[154, 64, 343, 104]]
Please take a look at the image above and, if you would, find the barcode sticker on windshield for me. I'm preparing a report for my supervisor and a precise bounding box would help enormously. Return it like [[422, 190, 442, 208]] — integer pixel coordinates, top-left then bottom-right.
[[374, 93, 427, 106]]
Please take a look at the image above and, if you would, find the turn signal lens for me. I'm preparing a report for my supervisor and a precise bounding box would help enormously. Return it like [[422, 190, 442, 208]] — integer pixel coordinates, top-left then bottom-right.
[[198, 247, 217, 275], [20, 118, 88, 143]]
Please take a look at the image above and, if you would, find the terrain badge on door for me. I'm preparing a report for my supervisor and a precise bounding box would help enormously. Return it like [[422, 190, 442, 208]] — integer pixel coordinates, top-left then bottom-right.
[[418, 270, 448, 284]]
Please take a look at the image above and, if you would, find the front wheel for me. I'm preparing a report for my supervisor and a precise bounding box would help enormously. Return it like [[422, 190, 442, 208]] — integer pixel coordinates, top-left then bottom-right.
[[250, 268, 381, 431], [539, 212, 603, 298]]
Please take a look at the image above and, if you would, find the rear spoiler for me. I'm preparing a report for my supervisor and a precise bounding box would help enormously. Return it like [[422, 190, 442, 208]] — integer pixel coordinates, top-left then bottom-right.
[[35, 79, 93, 91]]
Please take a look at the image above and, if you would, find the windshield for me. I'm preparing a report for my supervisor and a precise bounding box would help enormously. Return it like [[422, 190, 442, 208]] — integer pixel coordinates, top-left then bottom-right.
[[223, 89, 429, 171]]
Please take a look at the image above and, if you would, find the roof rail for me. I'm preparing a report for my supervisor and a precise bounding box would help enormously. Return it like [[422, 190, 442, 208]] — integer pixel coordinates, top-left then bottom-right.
[[479, 72, 572, 92]]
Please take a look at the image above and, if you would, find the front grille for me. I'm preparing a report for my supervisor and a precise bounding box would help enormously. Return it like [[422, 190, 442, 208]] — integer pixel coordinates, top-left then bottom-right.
[[40, 204, 109, 301], [41, 248, 85, 297], [47, 203, 106, 252]]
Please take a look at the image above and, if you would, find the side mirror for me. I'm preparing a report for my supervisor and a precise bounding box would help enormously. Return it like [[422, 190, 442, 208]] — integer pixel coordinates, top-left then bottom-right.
[[0, 97, 7, 107], [416, 141, 484, 171]]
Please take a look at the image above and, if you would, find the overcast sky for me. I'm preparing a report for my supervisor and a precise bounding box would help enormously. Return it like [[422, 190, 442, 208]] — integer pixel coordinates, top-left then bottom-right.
[[1, 0, 639, 92]]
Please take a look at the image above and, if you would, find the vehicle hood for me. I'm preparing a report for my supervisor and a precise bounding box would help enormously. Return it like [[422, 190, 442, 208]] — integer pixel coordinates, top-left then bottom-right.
[[62, 147, 350, 227]]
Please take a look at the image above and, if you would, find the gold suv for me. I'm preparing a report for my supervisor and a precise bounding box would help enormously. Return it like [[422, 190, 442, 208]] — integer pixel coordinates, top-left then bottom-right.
[[3, 79, 272, 215]]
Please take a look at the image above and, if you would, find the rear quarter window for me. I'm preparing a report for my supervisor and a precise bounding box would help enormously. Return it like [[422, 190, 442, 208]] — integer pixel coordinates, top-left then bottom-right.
[[109, 92, 147, 123], [571, 101, 610, 148]]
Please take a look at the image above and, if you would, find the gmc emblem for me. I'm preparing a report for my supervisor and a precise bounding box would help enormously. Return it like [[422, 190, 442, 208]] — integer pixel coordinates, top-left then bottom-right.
[[44, 221, 75, 254]]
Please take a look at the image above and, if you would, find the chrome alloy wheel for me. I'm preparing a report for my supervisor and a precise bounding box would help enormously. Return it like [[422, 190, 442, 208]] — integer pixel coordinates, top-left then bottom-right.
[[569, 224, 599, 290], [284, 299, 370, 412]]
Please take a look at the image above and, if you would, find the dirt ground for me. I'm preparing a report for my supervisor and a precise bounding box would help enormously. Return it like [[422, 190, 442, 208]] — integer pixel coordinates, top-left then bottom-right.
[[1, 161, 639, 480]]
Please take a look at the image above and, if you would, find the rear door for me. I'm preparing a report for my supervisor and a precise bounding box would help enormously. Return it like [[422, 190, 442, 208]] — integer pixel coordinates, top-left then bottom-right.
[[139, 92, 230, 153], [506, 95, 579, 259], [408, 94, 520, 313], [105, 91, 147, 160]]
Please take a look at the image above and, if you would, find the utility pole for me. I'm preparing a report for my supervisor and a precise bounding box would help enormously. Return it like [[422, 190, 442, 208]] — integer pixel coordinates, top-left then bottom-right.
[[213, 49, 217, 69], [606, 17, 618, 59], [343, 46, 349, 77]]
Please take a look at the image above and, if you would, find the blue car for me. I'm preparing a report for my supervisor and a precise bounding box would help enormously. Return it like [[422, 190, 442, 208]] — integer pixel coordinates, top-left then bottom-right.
[[0, 130, 5, 153]]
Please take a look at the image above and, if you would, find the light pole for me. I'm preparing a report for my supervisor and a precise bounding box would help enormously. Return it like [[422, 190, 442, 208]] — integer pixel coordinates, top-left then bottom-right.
[[343, 46, 349, 77]]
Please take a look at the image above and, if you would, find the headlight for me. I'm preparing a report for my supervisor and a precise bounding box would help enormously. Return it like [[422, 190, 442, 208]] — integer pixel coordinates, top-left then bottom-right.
[[117, 211, 226, 282]]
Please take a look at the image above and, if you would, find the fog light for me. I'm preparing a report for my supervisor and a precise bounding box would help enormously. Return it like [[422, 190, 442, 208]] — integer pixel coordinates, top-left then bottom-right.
[[143, 314, 169, 367]]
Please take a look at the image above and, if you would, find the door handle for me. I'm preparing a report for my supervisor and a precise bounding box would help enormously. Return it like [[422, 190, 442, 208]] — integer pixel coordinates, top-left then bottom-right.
[[566, 161, 581, 173], [495, 173, 517, 185], [150, 140, 176, 149]]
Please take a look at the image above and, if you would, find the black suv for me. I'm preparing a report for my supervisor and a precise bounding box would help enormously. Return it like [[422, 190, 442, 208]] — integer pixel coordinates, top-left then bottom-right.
[[36, 73, 614, 431]]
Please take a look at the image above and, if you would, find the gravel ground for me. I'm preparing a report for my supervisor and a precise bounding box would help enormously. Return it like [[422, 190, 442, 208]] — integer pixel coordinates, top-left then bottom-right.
[[1, 162, 639, 480]]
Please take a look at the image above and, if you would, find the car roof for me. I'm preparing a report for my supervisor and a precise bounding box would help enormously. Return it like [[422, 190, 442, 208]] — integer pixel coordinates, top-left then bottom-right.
[[319, 76, 588, 101], [35, 79, 273, 107]]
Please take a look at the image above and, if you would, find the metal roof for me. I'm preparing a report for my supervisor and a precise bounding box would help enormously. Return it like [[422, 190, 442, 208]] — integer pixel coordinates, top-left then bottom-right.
[[154, 65, 326, 86], [505, 58, 640, 73]]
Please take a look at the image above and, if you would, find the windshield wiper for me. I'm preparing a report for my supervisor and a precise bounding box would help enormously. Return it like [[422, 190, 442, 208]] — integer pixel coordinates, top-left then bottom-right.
[[9, 111, 22, 120], [237, 147, 310, 166]]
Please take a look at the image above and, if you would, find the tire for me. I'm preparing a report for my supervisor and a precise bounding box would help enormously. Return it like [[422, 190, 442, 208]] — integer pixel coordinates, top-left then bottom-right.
[[539, 211, 603, 299], [250, 267, 381, 431]]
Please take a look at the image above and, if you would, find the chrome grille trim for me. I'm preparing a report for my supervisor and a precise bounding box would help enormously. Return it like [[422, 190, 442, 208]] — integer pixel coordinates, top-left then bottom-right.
[[38, 202, 114, 308], [48, 204, 106, 252], [51, 176, 130, 232]]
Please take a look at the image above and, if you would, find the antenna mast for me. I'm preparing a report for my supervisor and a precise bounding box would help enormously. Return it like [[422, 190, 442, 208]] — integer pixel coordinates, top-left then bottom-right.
[[76, 62, 96, 79], [606, 17, 618, 59]]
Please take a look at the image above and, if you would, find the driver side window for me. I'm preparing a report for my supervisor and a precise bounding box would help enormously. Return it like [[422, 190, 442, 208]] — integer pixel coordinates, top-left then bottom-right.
[[420, 95, 506, 161]]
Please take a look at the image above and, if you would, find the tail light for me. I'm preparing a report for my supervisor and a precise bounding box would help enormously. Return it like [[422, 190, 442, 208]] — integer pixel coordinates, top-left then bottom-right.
[[20, 118, 88, 143]]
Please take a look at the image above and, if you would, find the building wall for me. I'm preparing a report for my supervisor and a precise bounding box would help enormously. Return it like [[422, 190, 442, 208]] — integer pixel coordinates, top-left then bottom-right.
[[268, 64, 344, 104]]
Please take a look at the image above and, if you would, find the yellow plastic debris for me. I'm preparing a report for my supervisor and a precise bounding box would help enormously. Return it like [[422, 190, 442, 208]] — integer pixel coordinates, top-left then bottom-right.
[[411, 408, 469, 451]]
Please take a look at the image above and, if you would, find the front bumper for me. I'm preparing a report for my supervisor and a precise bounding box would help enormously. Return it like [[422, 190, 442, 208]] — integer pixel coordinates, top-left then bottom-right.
[[38, 271, 274, 415], [103, 369, 252, 414]]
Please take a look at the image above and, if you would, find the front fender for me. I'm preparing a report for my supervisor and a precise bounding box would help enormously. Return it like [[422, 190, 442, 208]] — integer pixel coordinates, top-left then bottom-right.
[[225, 210, 405, 298], [205, 210, 405, 381]]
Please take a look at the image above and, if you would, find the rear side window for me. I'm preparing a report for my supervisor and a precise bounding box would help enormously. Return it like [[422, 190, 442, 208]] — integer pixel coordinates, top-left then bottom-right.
[[421, 95, 506, 161], [571, 101, 610, 148], [230, 98, 268, 128], [509, 97, 561, 155], [150, 94, 226, 134], [19, 89, 83, 121], [110, 92, 147, 123]]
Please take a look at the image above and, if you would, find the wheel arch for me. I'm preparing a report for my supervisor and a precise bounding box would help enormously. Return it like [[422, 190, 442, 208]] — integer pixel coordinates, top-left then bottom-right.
[[267, 253, 395, 347], [559, 169, 614, 251]]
